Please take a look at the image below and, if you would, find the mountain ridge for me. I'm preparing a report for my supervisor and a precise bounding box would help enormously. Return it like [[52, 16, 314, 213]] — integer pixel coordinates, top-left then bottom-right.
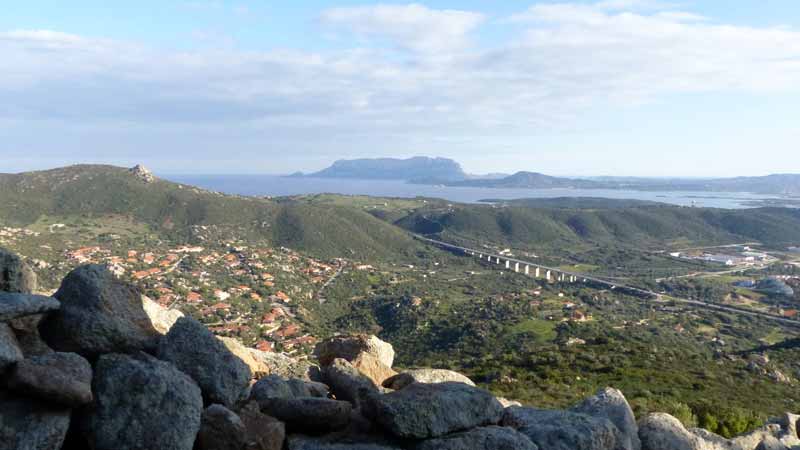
[[298, 157, 800, 195]]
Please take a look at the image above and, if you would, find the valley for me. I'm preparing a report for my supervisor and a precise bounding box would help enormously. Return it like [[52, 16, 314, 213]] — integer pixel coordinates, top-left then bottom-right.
[[3, 164, 800, 438]]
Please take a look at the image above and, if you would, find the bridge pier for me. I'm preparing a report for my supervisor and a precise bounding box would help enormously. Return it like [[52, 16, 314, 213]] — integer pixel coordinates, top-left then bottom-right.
[[505, 260, 510, 269], [496, 257, 501, 265], [535, 267, 540, 278], [514, 262, 520, 272], [545, 270, 551, 281], [524, 265, 529, 275]]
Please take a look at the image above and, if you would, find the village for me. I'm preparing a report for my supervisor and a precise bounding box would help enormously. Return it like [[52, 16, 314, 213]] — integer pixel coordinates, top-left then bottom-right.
[[0, 224, 357, 355]]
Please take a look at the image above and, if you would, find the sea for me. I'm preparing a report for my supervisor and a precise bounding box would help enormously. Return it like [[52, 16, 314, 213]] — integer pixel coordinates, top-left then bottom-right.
[[165, 174, 792, 209]]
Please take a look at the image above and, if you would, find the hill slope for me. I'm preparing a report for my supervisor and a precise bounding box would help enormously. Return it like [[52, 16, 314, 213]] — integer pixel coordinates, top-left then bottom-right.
[[394, 200, 800, 250], [0, 165, 423, 260], [448, 171, 603, 189]]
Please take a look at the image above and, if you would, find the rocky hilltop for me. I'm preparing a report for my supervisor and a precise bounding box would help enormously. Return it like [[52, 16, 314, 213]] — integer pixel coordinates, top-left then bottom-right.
[[2, 247, 800, 450]]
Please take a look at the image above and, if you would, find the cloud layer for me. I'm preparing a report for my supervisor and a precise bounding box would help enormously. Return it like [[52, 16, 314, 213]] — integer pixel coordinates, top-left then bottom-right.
[[2, 2, 800, 172]]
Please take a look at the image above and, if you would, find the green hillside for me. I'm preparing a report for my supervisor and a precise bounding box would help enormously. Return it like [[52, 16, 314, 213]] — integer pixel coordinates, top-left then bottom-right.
[[0, 165, 423, 260], [394, 200, 800, 250]]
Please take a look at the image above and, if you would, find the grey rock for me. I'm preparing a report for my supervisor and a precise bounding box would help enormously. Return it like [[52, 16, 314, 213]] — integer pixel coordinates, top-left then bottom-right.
[[157, 316, 251, 407], [259, 397, 351, 433], [382, 368, 475, 390], [248, 348, 320, 380], [251, 374, 295, 407], [287, 378, 312, 397], [239, 401, 286, 450], [287, 437, 399, 450], [755, 436, 788, 450], [415, 425, 539, 450], [639, 413, 727, 450], [496, 397, 522, 408], [7, 351, 93, 406], [689, 428, 733, 449], [323, 358, 379, 405], [82, 352, 203, 450], [572, 387, 640, 450], [286, 435, 402, 450], [8, 314, 52, 356], [40, 264, 160, 357], [0, 292, 59, 322], [196, 404, 247, 450], [0, 322, 23, 371], [141, 294, 183, 334], [304, 380, 331, 398], [730, 418, 800, 450], [314, 334, 395, 368], [502, 406, 622, 450], [0, 392, 71, 450], [0, 248, 37, 294], [367, 381, 504, 439]]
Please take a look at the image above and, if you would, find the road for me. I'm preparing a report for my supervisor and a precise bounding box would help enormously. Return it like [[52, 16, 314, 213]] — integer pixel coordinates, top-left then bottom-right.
[[414, 234, 800, 328]]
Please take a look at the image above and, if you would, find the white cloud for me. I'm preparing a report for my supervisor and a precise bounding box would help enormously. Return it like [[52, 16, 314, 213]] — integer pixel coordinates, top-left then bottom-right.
[[1, 2, 800, 153], [595, 0, 675, 10], [320, 3, 485, 53]]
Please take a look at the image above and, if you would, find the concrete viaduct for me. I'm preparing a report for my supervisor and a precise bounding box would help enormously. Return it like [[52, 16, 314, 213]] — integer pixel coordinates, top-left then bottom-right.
[[412, 234, 800, 328], [412, 235, 651, 297]]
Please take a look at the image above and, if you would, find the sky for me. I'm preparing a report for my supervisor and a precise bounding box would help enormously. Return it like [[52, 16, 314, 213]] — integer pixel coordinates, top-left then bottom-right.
[[2, 0, 800, 176]]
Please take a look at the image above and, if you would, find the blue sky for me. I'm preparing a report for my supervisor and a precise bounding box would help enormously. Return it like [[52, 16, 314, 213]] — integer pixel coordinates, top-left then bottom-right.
[[2, 1, 800, 176]]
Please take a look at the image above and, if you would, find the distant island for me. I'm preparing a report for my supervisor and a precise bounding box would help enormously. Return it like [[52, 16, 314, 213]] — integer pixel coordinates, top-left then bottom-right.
[[307, 156, 466, 182], [305, 157, 800, 195]]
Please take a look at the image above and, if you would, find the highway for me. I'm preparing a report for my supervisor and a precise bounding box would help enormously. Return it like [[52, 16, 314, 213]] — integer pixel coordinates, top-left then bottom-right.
[[414, 234, 800, 328]]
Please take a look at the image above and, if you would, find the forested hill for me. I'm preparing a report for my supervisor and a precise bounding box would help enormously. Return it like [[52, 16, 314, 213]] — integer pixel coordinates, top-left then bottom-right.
[[0, 165, 422, 260], [393, 199, 800, 250], [3, 165, 800, 259]]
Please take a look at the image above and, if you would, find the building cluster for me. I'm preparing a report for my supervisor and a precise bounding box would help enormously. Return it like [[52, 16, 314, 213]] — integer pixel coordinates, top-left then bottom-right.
[[5, 228, 351, 355], [669, 246, 774, 267]]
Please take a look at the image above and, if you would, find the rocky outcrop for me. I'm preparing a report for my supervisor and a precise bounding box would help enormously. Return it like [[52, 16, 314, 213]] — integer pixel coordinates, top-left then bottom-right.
[[0, 292, 59, 322], [6, 351, 92, 407], [6, 313, 51, 357], [0, 247, 37, 293], [157, 317, 251, 408], [572, 387, 641, 450], [40, 264, 160, 357], [0, 392, 71, 450], [259, 397, 352, 433], [286, 435, 402, 450], [82, 352, 203, 450], [219, 335, 269, 378], [639, 413, 724, 450], [414, 425, 539, 450], [367, 382, 504, 439], [196, 402, 285, 450], [382, 368, 476, 390], [196, 404, 247, 450], [288, 378, 329, 398], [323, 358, 380, 405], [502, 406, 624, 450], [351, 352, 397, 386], [250, 374, 296, 406], [249, 347, 319, 380], [239, 401, 286, 450], [0, 322, 23, 370], [130, 164, 156, 183], [2, 251, 800, 450], [314, 334, 395, 368], [141, 294, 183, 334]]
